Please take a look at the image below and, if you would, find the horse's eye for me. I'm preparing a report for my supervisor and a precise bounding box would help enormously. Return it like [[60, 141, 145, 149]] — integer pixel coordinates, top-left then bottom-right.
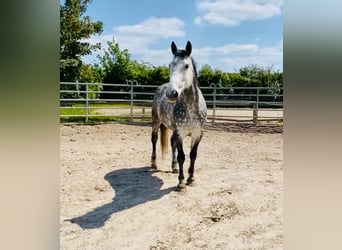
[[185, 64, 189, 69]]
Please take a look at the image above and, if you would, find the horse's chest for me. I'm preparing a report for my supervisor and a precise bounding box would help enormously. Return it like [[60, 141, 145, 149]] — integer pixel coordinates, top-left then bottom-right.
[[172, 103, 203, 126], [158, 101, 205, 131], [173, 103, 187, 120]]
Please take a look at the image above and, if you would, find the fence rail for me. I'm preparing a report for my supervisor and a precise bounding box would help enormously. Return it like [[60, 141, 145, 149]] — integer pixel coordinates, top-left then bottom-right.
[[60, 81, 283, 124]]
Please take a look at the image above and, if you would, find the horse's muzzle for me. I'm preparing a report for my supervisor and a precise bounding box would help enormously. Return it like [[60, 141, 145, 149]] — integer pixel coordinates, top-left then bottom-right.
[[166, 89, 178, 103]]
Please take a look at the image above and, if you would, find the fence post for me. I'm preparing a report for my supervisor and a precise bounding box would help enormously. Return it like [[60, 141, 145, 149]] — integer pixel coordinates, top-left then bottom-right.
[[210, 83, 216, 124], [129, 81, 133, 121], [142, 106, 145, 121], [85, 83, 89, 123], [76, 80, 80, 98], [253, 88, 259, 125]]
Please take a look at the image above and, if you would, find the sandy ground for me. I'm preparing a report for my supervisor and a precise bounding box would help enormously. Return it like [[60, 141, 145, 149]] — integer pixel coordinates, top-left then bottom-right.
[[60, 123, 283, 249]]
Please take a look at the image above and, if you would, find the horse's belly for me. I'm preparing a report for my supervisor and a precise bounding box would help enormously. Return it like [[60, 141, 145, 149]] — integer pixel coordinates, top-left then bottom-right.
[[176, 123, 203, 138], [166, 114, 205, 137]]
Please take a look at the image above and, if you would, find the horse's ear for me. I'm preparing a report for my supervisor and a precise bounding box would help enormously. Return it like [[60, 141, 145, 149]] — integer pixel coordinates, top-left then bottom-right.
[[171, 41, 177, 55], [185, 41, 192, 56]]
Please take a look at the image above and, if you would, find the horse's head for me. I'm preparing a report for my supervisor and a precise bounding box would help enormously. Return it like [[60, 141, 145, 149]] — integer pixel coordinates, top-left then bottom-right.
[[166, 41, 195, 103]]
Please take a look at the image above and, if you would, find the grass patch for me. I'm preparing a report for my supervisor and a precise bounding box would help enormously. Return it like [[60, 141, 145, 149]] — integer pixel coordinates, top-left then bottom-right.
[[60, 107, 87, 116], [60, 115, 132, 124], [85, 103, 131, 108], [60, 103, 152, 124]]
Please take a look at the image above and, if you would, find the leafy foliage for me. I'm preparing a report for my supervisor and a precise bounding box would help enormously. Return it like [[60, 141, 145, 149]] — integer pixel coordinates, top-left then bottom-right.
[[60, 0, 103, 82], [149, 66, 170, 85], [96, 40, 133, 99], [97, 40, 171, 99], [78, 64, 103, 99]]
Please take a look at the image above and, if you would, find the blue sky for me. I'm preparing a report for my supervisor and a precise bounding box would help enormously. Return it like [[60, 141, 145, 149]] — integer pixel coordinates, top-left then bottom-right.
[[81, 0, 283, 72]]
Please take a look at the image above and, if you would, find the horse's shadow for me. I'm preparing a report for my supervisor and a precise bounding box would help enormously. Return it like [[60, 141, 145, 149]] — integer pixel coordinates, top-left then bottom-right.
[[67, 166, 175, 229]]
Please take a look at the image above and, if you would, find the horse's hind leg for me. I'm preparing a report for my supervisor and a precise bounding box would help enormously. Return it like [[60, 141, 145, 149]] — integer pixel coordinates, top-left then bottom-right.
[[170, 131, 178, 173], [187, 131, 203, 185], [151, 124, 159, 170]]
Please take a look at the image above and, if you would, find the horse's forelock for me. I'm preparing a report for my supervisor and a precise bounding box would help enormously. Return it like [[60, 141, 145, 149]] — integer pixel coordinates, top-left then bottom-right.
[[173, 49, 188, 59]]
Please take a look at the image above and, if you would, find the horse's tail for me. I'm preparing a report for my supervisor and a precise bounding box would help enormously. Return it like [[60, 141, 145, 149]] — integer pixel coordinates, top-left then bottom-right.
[[160, 124, 168, 159]]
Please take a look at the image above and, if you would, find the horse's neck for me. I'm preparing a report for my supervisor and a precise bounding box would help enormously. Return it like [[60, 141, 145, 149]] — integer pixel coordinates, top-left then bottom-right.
[[182, 81, 199, 106]]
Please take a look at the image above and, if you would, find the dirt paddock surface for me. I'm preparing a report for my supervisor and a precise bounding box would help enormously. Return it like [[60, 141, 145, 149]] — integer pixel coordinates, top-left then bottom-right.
[[60, 122, 283, 249]]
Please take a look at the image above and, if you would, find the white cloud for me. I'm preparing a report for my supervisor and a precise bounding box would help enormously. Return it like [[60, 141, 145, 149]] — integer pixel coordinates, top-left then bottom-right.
[[113, 17, 185, 52], [194, 17, 203, 25], [193, 39, 283, 72], [112, 17, 186, 65], [116, 17, 185, 39], [199, 44, 259, 56], [82, 17, 185, 65], [195, 0, 283, 26], [254, 37, 261, 42]]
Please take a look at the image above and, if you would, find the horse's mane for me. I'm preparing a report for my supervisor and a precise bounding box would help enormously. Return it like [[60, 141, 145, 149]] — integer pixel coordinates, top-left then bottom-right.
[[191, 57, 198, 86]]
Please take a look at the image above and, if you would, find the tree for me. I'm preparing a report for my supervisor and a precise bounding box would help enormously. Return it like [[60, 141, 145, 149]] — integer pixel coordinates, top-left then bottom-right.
[[236, 65, 283, 102], [149, 66, 169, 86], [77, 64, 103, 99], [238, 64, 274, 87], [129, 61, 153, 85], [97, 40, 135, 99], [60, 0, 103, 82], [99, 40, 132, 84]]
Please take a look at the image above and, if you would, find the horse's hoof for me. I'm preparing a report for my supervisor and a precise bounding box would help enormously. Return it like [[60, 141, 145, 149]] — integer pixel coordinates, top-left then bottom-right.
[[186, 177, 195, 186], [176, 182, 186, 191], [151, 163, 157, 170]]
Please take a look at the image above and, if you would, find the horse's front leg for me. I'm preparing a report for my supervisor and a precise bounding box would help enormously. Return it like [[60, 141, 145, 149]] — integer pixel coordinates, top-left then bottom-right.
[[187, 131, 203, 185], [151, 125, 159, 170], [175, 134, 186, 190], [170, 131, 178, 173]]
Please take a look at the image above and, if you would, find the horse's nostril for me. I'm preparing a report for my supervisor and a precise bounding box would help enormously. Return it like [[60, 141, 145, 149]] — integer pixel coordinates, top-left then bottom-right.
[[172, 90, 178, 98]]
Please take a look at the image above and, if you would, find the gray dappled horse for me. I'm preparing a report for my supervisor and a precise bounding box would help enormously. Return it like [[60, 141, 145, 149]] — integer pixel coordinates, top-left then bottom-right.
[[151, 41, 207, 190]]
